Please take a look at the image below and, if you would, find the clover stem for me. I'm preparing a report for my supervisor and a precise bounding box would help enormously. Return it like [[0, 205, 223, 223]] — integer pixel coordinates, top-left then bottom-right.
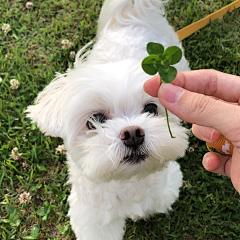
[[160, 78, 176, 138], [164, 108, 176, 138]]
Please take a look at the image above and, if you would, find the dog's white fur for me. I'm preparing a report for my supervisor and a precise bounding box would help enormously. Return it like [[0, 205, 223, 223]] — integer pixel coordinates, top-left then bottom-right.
[[27, 0, 190, 239]]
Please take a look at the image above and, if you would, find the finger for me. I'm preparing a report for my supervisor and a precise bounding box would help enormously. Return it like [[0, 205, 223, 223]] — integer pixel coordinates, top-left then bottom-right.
[[172, 70, 240, 103], [143, 75, 160, 97], [192, 125, 221, 143], [158, 83, 240, 146], [203, 150, 240, 193], [202, 152, 231, 177], [230, 148, 240, 194]]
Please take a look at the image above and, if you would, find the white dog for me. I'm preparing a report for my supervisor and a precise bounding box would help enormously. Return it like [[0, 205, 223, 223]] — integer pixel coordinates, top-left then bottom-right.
[[27, 0, 190, 239]]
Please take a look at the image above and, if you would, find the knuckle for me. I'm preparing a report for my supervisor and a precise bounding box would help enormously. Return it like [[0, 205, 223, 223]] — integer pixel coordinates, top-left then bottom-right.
[[222, 110, 240, 143], [190, 94, 214, 118], [228, 129, 240, 148], [204, 69, 218, 96]]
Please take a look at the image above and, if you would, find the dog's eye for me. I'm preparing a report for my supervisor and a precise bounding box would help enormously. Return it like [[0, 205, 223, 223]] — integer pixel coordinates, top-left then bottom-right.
[[144, 103, 158, 116], [87, 113, 108, 130]]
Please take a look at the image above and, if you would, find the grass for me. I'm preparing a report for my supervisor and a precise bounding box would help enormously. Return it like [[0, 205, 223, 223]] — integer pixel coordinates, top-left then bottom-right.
[[0, 0, 240, 239]]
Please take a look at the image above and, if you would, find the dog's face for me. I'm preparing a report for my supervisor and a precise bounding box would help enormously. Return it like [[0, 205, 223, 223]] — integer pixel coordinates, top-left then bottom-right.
[[27, 59, 188, 181]]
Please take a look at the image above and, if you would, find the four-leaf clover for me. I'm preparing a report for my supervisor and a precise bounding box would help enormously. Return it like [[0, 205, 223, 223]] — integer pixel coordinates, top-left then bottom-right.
[[142, 42, 183, 138]]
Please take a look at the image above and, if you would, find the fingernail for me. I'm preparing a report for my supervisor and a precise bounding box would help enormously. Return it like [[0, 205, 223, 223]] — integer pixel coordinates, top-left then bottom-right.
[[159, 83, 185, 103], [200, 127, 215, 141], [204, 156, 210, 169]]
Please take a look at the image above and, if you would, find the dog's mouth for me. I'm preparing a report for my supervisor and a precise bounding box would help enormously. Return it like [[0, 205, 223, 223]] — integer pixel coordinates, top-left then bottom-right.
[[122, 153, 148, 164]]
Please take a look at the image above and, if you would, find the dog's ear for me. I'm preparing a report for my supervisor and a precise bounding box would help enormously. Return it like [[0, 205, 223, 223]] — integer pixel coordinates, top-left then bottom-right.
[[26, 73, 68, 138]]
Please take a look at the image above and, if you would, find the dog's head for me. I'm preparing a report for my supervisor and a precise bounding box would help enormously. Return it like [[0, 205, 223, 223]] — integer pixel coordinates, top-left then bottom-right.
[[27, 59, 188, 181]]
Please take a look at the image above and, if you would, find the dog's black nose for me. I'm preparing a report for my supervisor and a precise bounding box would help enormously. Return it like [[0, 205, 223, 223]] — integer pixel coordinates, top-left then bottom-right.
[[120, 126, 145, 148]]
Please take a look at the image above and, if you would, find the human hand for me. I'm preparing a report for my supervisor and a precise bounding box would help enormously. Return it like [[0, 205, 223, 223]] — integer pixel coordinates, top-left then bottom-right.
[[144, 70, 240, 194]]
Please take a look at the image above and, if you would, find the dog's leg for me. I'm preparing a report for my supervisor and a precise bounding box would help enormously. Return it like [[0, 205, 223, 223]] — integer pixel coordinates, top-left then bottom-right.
[[148, 162, 183, 215], [69, 188, 126, 240], [72, 217, 126, 240]]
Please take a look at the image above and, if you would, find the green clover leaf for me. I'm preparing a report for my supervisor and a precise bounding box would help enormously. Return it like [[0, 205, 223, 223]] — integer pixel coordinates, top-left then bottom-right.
[[158, 65, 177, 83], [147, 42, 164, 56], [162, 46, 182, 66], [142, 54, 160, 75]]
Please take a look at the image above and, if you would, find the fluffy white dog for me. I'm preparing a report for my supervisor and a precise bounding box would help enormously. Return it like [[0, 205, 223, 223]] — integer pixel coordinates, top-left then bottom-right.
[[27, 0, 190, 239]]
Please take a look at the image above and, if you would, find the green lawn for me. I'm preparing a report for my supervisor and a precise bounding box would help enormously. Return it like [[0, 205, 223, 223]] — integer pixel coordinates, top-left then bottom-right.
[[0, 0, 240, 239]]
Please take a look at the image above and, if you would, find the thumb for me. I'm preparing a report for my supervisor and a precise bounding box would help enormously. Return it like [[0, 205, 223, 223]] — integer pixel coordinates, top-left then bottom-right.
[[158, 83, 240, 146]]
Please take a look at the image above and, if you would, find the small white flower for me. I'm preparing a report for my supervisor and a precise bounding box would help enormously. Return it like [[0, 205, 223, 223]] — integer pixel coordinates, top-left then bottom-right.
[[183, 180, 188, 188], [26, 2, 34, 9], [70, 42, 74, 47], [70, 51, 75, 58], [61, 39, 69, 45], [2, 23, 11, 35], [22, 162, 28, 168], [188, 146, 195, 153], [11, 147, 23, 160], [68, 41, 74, 48], [61, 39, 74, 49], [10, 79, 20, 89], [55, 144, 67, 155], [0, 77, 2, 83], [19, 192, 31, 204]]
